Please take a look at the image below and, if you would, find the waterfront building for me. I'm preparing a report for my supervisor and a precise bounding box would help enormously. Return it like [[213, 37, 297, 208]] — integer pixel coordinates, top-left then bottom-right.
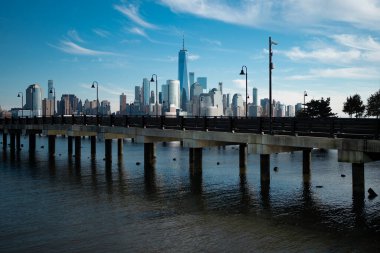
[[178, 39, 189, 110], [232, 93, 244, 117], [164, 80, 180, 110], [252, 87, 258, 106], [287, 105, 295, 117], [100, 100, 111, 115], [142, 78, 150, 106], [190, 82, 202, 101], [295, 103, 303, 113], [189, 72, 195, 86], [58, 94, 79, 115], [25, 84, 43, 116], [120, 93, 127, 115], [42, 98, 54, 116], [196, 77, 207, 90]]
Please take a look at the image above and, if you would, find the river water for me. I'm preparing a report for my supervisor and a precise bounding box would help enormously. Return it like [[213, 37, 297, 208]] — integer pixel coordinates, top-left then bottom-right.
[[0, 135, 379, 252]]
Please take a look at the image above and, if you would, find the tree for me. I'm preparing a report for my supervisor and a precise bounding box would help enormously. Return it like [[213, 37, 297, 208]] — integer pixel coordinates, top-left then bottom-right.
[[343, 94, 365, 118], [296, 97, 336, 118], [367, 89, 380, 118]]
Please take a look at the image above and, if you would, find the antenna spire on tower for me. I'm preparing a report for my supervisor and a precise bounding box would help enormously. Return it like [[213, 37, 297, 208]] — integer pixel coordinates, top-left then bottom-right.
[[182, 34, 185, 50]]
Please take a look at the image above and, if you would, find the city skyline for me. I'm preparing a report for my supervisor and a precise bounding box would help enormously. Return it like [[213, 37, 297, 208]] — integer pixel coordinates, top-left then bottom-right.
[[1, 1, 380, 116]]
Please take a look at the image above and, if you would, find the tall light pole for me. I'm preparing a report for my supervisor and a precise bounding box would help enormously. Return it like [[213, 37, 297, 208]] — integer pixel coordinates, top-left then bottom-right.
[[239, 65, 248, 118], [91, 81, 99, 115], [17, 92, 23, 117], [49, 88, 56, 116], [150, 74, 158, 117], [269, 36, 278, 134], [303, 91, 308, 111]]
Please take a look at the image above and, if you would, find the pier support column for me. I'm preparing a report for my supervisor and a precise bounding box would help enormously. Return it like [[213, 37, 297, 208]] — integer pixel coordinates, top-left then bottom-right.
[[2, 133, 7, 150], [105, 139, 112, 162], [16, 132, 21, 151], [48, 135, 56, 157], [91, 136, 96, 157], [144, 143, 155, 170], [10, 133, 16, 152], [117, 139, 123, 156], [29, 133, 36, 154], [189, 148, 203, 172], [68, 136, 73, 155], [303, 149, 312, 175], [239, 144, 247, 169], [352, 163, 364, 195], [260, 154, 270, 183], [75, 136, 81, 159]]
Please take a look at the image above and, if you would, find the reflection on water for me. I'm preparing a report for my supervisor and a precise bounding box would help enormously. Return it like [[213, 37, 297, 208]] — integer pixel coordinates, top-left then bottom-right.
[[0, 135, 380, 252]]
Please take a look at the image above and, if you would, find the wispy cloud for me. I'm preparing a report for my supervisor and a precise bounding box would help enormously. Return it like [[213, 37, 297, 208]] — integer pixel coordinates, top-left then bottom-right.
[[201, 38, 222, 47], [332, 34, 380, 51], [67, 29, 84, 43], [286, 67, 379, 80], [188, 53, 200, 61], [160, 0, 380, 31], [128, 27, 148, 38], [51, 40, 114, 56], [114, 4, 157, 29], [283, 47, 361, 64], [93, 28, 111, 38]]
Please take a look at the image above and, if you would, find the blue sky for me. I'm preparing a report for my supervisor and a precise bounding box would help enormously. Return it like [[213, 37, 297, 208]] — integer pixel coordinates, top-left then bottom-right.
[[1, 0, 379, 116]]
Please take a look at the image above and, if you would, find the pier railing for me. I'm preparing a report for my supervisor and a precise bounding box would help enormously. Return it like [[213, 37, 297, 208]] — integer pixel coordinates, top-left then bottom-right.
[[1, 115, 379, 140]]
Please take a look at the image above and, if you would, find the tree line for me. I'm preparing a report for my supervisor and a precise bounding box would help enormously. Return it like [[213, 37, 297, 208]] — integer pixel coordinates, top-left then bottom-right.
[[296, 89, 380, 118]]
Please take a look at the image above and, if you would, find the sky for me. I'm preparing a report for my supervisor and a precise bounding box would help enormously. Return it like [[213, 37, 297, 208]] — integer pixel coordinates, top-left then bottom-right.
[[0, 0, 379, 116]]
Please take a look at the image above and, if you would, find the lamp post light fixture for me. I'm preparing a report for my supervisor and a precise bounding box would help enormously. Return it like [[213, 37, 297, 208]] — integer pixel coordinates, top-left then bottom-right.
[[239, 65, 248, 118], [17, 92, 23, 117], [49, 88, 56, 116], [150, 74, 158, 117], [269, 36, 278, 134], [303, 91, 308, 110], [91, 81, 99, 115]]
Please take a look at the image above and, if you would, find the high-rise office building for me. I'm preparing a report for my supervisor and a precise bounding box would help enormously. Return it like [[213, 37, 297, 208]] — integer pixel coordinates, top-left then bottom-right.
[[120, 93, 126, 115], [26, 84, 43, 116], [232, 93, 244, 117], [252, 87, 258, 106], [189, 72, 195, 86], [190, 82, 202, 100], [48, 80, 54, 100], [142, 78, 150, 106], [178, 38, 189, 110], [166, 80, 180, 109], [134, 86, 141, 103], [197, 77, 207, 90]]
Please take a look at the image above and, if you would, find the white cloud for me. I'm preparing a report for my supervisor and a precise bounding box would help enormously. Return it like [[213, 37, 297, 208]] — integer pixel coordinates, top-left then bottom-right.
[[93, 28, 111, 38], [283, 47, 361, 64], [201, 38, 222, 47], [286, 67, 379, 80], [159, 0, 380, 31], [114, 4, 157, 29], [67, 29, 84, 43], [128, 27, 148, 38], [52, 40, 114, 56], [188, 53, 200, 61]]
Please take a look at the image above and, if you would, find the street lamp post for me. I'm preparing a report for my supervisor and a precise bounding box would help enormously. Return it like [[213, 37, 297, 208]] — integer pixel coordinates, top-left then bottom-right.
[[17, 92, 23, 117], [150, 74, 158, 117], [303, 91, 308, 110], [49, 88, 56, 116], [239, 65, 248, 118], [91, 81, 99, 115], [269, 36, 278, 134]]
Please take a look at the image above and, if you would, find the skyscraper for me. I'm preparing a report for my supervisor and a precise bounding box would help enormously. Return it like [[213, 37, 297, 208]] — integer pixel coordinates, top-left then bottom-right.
[[142, 78, 150, 106], [120, 93, 126, 115], [189, 72, 195, 86], [197, 77, 207, 90], [48, 80, 54, 99], [252, 87, 258, 106], [178, 37, 189, 110]]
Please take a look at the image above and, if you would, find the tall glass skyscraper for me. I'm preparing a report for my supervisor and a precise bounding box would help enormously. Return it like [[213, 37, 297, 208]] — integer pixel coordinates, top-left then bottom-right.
[[178, 38, 189, 110], [252, 87, 258, 106]]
